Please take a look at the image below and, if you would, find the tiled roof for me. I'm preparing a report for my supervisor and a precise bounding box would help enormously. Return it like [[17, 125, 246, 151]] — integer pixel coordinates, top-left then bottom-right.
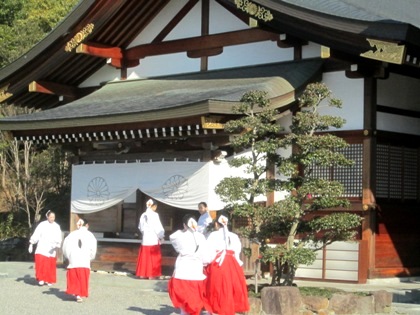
[[0, 59, 323, 131], [278, 0, 420, 27]]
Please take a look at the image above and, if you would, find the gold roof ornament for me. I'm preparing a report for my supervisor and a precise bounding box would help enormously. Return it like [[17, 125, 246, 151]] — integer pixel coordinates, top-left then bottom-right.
[[0, 84, 12, 102], [65, 23, 95, 52], [360, 38, 406, 64], [201, 116, 225, 129], [321, 46, 330, 59], [235, 0, 273, 22]]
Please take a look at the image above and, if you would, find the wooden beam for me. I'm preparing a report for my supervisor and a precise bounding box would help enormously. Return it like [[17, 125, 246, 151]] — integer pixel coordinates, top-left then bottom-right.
[[28, 80, 97, 98], [76, 43, 123, 68], [125, 28, 280, 62], [187, 47, 223, 58], [377, 104, 420, 119], [76, 43, 122, 59]]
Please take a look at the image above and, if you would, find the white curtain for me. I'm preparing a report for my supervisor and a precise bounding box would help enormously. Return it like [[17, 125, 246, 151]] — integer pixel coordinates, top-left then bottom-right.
[[71, 161, 221, 213], [71, 154, 267, 214]]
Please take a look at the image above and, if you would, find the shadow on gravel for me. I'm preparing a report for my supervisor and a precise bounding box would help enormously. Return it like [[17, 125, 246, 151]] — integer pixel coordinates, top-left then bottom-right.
[[16, 274, 38, 286], [127, 305, 176, 314], [42, 287, 74, 302], [154, 281, 170, 292]]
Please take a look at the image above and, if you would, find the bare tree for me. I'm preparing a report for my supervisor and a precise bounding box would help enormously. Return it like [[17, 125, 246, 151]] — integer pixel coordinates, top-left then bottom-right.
[[0, 105, 71, 235]]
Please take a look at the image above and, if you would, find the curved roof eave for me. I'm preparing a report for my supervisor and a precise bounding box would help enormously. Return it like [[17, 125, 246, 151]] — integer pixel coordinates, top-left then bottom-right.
[[224, 0, 420, 47], [0, 59, 323, 132]]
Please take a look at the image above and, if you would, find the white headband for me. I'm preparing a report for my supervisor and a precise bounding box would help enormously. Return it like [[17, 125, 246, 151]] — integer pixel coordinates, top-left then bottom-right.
[[76, 219, 84, 228], [187, 218, 198, 231], [218, 215, 228, 226]]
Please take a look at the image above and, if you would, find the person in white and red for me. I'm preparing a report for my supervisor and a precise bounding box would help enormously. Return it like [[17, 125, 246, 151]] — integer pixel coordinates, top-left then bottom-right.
[[62, 218, 97, 303], [204, 211, 250, 315], [28, 210, 62, 286], [135, 199, 165, 279], [168, 214, 209, 315]]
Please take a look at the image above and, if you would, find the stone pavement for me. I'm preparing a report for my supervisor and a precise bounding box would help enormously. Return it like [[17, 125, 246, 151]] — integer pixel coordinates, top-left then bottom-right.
[[1, 261, 420, 314]]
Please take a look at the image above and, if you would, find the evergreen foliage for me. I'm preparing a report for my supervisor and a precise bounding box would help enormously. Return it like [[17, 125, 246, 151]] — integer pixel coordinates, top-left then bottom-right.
[[215, 83, 362, 286], [0, 0, 78, 68]]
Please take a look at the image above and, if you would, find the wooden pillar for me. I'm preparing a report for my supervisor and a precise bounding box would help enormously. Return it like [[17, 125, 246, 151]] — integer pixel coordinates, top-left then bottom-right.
[[69, 212, 80, 232], [266, 158, 275, 206], [200, 0, 209, 71], [362, 77, 377, 279]]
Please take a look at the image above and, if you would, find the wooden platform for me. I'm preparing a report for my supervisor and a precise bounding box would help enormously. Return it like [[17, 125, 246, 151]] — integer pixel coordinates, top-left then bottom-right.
[[91, 237, 259, 277], [91, 238, 176, 276]]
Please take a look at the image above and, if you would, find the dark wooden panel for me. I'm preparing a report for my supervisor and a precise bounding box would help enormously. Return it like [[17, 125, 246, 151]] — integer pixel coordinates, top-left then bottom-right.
[[122, 208, 138, 234], [372, 202, 420, 277], [84, 205, 122, 233], [92, 241, 177, 276]]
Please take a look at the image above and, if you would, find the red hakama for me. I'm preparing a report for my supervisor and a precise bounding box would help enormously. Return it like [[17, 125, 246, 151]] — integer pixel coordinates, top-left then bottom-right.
[[135, 244, 162, 278], [168, 278, 207, 315], [205, 250, 249, 315], [66, 268, 90, 297], [34, 254, 57, 283]]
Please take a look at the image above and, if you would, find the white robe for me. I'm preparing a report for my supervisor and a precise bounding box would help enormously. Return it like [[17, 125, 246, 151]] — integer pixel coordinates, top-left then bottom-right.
[[29, 220, 62, 258], [63, 227, 97, 269], [205, 228, 243, 266], [170, 229, 207, 280], [138, 208, 165, 246]]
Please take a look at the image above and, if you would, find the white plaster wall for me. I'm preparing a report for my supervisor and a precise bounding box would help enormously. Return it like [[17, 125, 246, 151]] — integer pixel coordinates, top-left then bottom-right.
[[377, 73, 420, 135], [321, 72, 364, 130], [79, 64, 121, 87], [377, 112, 420, 135], [378, 73, 420, 109], [209, 0, 248, 33], [208, 41, 293, 70], [128, 53, 201, 79], [129, 0, 201, 45], [128, 0, 202, 78], [80, 0, 294, 85]]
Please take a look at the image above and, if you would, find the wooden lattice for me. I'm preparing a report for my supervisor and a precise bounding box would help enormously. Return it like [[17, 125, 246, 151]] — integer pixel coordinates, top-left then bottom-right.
[[308, 143, 363, 198], [376, 144, 419, 200]]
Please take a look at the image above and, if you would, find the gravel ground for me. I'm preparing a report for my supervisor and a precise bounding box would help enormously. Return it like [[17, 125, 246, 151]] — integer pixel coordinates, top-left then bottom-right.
[[0, 261, 177, 315], [1, 261, 420, 315]]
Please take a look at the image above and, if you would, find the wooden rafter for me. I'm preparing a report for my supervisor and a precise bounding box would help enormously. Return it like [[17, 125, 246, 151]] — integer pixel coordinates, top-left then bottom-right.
[[76, 43, 122, 59], [28, 81, 96, 98], [76, 43, 123, 68]]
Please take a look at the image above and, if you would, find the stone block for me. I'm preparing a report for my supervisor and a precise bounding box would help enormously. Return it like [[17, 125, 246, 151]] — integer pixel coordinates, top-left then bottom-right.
[[261, 286, 302, 315], [372, 290, 392, 313], [354, 295, 374, 314], [329, 293, 359, 314], [298, 310, 314, 315], [302, 295, 329, 312], [247, 296, 262, 314]]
